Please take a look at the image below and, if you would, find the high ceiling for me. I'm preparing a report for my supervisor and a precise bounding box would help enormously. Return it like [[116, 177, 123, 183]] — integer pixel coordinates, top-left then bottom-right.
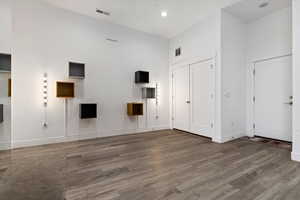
[[225, 0, 291, 23], [42, 0, 241, 38]]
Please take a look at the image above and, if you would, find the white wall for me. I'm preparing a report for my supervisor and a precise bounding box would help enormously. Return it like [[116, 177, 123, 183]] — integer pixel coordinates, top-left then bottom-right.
[[169, 13, 223, 142], [246, 7, 292, 62], [245, 7, 292, 137], [0, 0, 12, 150], [11, 0, 170, 148], [0, 0, 11, 54], [292, 0, 300, 162], [220, 11, 246, 142], [169, 14, 221, 65]]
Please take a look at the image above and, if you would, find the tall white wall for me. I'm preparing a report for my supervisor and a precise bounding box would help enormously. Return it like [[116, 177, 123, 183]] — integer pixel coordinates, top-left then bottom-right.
[[220, 11, 246, 142], [0, 0, 12, 150], [292, 0, 300, 162], [170, 14, 221, 65], [0, 0, 11, 54], [11, 0, 170, 148], [245, 7, 292, 137]]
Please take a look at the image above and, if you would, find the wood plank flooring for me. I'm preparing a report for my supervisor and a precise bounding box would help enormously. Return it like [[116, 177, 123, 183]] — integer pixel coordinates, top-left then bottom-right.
[[0, 129, 300, 200]]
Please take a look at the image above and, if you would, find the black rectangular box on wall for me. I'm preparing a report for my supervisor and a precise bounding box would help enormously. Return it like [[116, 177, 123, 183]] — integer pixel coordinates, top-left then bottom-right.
[[69, 62, 85, 78], [0, 53, 11, 72], [135, 71, 149, 84], [0, 104, 3, 123], [80, 104, 97, 119]]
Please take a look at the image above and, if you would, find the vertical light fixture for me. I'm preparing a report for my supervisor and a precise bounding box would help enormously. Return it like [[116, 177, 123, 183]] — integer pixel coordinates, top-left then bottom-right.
[[43, 73, 48, 127], [155, 83, 160, 119], [43, 73, 48, 106]]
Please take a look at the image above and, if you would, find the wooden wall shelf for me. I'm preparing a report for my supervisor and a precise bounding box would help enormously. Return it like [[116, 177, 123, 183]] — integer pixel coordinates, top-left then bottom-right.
[[56, 82, 75, 98], [127, 103, 143, 116], [8, 79, 11, 97], [0, 104, 3, 123]]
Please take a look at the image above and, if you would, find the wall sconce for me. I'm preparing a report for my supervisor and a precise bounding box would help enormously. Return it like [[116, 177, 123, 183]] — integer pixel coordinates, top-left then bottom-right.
[[43, 73, 48, 128], [155, 83, 160, 119], [155, 83, 159, 106], [43, 73, 48, 106]]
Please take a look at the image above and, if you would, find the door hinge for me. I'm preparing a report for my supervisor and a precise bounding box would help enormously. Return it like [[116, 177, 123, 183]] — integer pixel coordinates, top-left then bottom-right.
[[253, 69, 256, 76], [253, 123, 256, 129], [211, 123, 214, 128], [253, 96, 256, 103], [172, 117, 174, 121], [172, 74, 174, 78]]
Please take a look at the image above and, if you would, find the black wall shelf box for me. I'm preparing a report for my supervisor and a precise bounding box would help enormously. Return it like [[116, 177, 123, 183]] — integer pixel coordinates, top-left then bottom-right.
[[0, 53, 11, 72], [80, 104, 97, 119], [69, 62, 85, 78], [142, 87, 156, 99], [0, 104, 3, 123], [135, 71, 149, 83]]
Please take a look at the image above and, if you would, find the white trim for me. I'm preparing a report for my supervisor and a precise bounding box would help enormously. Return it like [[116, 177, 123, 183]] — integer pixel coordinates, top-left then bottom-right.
[[292, 151, 300, 162], [0, 142, 10, 151], [10, 126, 171, 149], [220, 132, 246, 143]]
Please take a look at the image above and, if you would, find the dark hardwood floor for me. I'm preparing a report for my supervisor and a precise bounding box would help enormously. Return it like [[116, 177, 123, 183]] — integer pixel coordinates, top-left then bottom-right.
[[0, 129, 300, 200]]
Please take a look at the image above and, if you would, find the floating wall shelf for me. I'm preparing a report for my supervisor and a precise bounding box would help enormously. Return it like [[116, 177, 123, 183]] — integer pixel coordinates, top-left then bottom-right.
[[135, 71, 149, 84], [56, 82, 75, 98], [8, 79, 11, 97], [69, 62, 85, 79], [0, 104, 3, 123], [142, 87, 156, 99], [80, 104, 97, 119], [0, 53, 11, 72], [127, 103, 143, 116]]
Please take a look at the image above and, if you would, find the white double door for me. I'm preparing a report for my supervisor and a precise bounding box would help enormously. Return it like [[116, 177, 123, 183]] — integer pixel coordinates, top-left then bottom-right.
[[173, 60, 214, 138], [254, 56, 293, 142]]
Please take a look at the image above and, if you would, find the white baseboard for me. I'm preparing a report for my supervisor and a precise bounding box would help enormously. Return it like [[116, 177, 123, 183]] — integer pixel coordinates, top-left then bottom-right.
[[0, 142, 10, 151], [10, 126, 171, 149], [292, 152, 300, 162], [213, 132, 246, 143]]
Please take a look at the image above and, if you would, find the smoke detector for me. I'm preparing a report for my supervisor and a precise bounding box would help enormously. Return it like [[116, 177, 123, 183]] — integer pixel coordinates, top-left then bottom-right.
[[259, 2, 269, 8]]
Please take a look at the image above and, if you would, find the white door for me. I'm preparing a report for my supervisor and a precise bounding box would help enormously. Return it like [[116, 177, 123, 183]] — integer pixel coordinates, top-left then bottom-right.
[[190, 61, 212, 138], [254, 56, 292, 142], [173, 66, 190, 132]]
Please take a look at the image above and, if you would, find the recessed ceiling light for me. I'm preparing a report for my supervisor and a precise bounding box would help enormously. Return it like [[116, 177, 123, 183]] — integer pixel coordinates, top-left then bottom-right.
[[259, 2, 269, 8], [161, 11, 168, 18]]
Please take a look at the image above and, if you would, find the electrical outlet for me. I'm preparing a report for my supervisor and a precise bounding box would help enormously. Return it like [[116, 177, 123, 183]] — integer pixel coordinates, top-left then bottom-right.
[[43, 122, 48, 128]]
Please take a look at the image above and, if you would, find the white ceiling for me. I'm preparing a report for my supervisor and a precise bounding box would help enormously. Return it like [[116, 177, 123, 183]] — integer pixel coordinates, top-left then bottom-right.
[[225, 0, 291, 23], [41, 0, 241, 38]]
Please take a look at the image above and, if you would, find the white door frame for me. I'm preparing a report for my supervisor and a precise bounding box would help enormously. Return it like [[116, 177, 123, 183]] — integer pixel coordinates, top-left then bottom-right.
[[171, 57, 216, 140], [249, 53, 293, 139]]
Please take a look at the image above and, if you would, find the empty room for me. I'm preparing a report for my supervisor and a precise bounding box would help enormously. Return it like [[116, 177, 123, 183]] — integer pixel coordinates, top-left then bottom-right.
[[1, 0, 300, 199]]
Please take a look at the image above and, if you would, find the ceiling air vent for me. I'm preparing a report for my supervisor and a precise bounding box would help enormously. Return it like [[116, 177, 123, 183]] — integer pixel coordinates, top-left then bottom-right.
[[96, 9, 110, 16]]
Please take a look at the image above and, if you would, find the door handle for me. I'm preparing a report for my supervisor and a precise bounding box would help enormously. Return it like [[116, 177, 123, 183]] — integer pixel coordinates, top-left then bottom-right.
[[284, 102, 293, 106], [186, 101, 191, 104]]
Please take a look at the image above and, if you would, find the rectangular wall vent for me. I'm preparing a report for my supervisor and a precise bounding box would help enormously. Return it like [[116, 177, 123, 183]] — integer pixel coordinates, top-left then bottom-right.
[[175, 48, 181, 57]]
